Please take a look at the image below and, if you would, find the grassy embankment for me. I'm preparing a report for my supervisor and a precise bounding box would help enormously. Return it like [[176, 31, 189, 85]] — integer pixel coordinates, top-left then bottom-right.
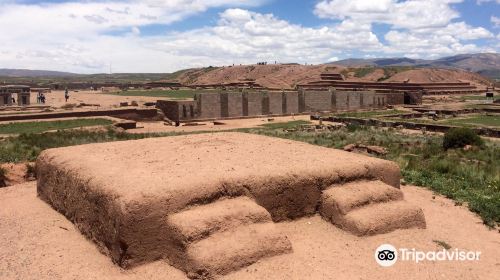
[[0, 129, 198, 163], [460, 95, 498, 101], [443, 115, 500, 127], [0, 119, 113, 134], [386, 114, 500, 128], [107, 89, 203, 99], [332, 109, 408, 118]]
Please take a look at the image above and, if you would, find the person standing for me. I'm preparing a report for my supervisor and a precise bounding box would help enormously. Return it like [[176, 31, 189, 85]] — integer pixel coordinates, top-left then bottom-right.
[[64, 88, 69, 102]]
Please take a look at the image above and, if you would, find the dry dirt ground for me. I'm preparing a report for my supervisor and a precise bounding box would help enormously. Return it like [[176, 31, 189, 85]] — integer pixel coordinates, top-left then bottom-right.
[[0, 182, 498, 280], [0, 90, 159, 114], [132, 115, 312, 133], [173, 64, 490, 89], [35, 90, 160, 109]]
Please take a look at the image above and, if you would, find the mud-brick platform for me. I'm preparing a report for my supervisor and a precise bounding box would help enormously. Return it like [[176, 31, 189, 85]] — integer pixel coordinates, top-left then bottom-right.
[[36, 132, 424, 278]]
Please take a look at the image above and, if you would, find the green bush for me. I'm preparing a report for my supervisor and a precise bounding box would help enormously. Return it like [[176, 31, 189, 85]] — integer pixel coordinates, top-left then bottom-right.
[[443, 127, 483, 150], [0, 166, 7, 188]]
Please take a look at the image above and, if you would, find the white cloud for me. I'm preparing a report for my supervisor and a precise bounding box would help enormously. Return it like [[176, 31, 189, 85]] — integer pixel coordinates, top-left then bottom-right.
[[153, 9, 382, 65], [492, 16, 500, 28], [314, 0, 463, 29], [0, 6, 382, 73], [0, 0, 264, 39], [0, 1, 266, 72], [315, 0, 495, 58], [0, 0, 497, 73]]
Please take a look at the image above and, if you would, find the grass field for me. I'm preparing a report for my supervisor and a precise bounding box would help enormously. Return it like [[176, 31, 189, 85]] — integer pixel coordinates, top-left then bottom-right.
[[108, 89, 204, 99], [0, 119, 113, 134], [259, 120, 311, 129], [387, 114, 500, 128], [460, 95, 496, 101], [0, 129, 195, 163], [332, 109, 408, 118], [442, 115, 500, 127]]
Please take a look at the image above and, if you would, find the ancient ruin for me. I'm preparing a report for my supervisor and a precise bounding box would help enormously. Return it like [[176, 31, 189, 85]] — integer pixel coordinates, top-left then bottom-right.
[[0, 85, 31, 106], [36, 132, 426, 278], [156, 89, 412, 122]]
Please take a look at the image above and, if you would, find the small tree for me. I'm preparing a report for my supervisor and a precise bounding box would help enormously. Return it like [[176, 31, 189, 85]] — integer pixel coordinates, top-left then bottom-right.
[[443, 127, 483, 150]]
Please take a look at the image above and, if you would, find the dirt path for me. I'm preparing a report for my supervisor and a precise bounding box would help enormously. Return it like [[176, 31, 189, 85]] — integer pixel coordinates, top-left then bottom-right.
[[1, 183, 498, 280]]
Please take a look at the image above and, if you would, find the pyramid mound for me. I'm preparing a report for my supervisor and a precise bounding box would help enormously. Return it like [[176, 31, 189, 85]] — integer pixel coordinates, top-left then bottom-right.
[[36, 132, 424, 278]]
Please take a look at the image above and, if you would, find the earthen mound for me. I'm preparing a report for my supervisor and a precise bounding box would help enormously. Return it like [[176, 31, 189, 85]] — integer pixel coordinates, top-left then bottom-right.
[[36, 132, 425, 278]]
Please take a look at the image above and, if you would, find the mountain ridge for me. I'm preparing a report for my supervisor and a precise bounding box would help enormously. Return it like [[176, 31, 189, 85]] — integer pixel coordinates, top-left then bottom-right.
[[332, 53, 500, 79]]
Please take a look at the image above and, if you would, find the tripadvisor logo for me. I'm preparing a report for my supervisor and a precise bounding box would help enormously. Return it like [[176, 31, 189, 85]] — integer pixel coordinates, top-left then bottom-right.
[[375, 244, 397, 267], [375, 244, 481, 267]]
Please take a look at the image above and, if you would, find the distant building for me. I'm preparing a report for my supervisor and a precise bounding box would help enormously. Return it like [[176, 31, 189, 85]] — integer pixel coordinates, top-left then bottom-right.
[[0, 85, 31, 106]]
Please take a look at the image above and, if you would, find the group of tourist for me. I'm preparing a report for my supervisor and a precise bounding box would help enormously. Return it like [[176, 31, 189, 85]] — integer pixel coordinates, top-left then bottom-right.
[[36, 91, 46, 104], [35, 89, 69, 104]]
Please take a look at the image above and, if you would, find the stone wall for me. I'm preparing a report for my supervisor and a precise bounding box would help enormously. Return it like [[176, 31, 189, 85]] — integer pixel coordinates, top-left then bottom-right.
[[158, 89, 408, 121], [333, 91, 349, 110], [18, 93, 31, 106], [227, 92, 244, 117], [196, 93, 221, 119], [284, 91, 299, 114], [0, 93, 12, 106], [244, 91, 263, 116], [268, 91, 283, 115], [348, 91, 362, 109], [303, 90, 333, 112], [332, 91, 391, 111], [384, 92, 405, 105], [156, 100, 196, 121], [374, 94, 387, 107], [360, 91, 375, 108]]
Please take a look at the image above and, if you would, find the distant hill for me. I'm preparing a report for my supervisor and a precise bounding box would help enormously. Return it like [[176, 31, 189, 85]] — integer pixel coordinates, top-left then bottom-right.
[[0, 69, 78, 77], [332, 53, 500, 79], [171, 64, 491, 89]]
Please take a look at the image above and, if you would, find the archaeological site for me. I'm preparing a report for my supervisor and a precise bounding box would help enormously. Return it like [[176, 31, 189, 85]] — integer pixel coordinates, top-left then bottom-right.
[[1, 1, 499, 279]]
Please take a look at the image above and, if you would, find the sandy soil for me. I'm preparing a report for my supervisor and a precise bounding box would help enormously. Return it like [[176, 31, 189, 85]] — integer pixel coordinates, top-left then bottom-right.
[[131, 115, 312, 133], [0, 90, 163, 116], [0, 163, 33, 186], [32, 90, 161, 109], [1, 182, 498, 280]]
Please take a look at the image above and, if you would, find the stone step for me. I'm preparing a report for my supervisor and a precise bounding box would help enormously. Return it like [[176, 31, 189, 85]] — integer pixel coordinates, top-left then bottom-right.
[[332, 200, 426, 236], [185, 222, 292, 277], [167, 197, 272, 244], [321, 180, 403, 216]]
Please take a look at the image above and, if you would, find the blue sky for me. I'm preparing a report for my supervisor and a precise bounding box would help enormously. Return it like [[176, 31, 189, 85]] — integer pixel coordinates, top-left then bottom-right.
[[0, 0, 498, 73]]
